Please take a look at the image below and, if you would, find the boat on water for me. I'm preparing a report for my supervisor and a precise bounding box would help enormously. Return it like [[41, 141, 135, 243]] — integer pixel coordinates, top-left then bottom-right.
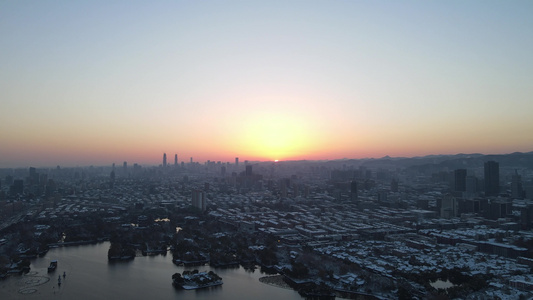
[[48, 260, 57, 272]]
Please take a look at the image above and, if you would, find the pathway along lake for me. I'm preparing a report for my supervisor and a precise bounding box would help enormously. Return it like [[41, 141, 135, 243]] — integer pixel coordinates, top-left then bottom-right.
[[0, 242, 302, 299]]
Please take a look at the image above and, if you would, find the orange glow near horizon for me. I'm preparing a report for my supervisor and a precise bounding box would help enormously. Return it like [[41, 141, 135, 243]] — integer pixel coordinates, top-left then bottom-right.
[[234, 111, 321, 161], [1, 2, 533, 168]]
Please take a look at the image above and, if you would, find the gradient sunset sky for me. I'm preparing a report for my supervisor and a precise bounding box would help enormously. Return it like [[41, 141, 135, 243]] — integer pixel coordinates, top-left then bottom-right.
[[1, 1, 532, 167]]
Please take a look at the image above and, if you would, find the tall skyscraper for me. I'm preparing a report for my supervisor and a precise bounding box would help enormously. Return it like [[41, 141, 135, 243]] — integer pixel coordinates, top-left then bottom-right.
[[191, 190, 206, 211], [235, 157, 239, 166], [29, 167, 39, 185], [512, 170, 524, 199], [163, 153, 167, 167], [484, 161, 500, 196], [245, 165, 252, 176], [454, 169, 467, 192], [174, 154, 178, 166]]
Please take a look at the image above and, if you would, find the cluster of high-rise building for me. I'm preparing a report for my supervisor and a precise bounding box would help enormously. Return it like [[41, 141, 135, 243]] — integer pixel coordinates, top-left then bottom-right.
[[433, 160, 533, 228], [452, 161, 502, 197]]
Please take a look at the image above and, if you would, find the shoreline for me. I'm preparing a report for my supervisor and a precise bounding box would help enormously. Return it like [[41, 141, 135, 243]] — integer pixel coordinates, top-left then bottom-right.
[[260, 275, 356, 300], [258, 275, 293, 290]]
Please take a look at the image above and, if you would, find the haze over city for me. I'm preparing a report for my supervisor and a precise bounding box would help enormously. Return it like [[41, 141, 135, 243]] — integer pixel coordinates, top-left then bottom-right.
[[1, 1, 532, 168]]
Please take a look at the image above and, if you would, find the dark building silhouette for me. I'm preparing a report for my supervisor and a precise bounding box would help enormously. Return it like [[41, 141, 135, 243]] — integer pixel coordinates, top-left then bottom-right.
[[29, 167, 37, 185], [192, 190, 206, 211], [174, 154, 178, 166], [520, 204, 533, 229], [511, 170, 524, 199], [350, 180, 358, 200], [484, 161, 500, 196], [163, 153, 167, 167], [281, 181, 287, 198], [110, 169, 115, 188], [245, 165, 252, 176], [454, 169, 467, 192], [235, 157, 239, 166]]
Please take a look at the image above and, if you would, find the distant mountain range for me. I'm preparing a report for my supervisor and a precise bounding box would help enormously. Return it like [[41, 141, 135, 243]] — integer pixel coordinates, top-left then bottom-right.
[[358, 152, 533, 170], [276, 152, 533, 171]]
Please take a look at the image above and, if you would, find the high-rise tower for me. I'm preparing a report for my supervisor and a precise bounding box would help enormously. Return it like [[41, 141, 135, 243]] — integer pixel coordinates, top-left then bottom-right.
[[174, 154, 178, 166], [484, 161, 499, 196], [163, 153, 167, 167], [512, 170, 524, 199], [454, 169, 467, 192], [192, 190, 206, 211]]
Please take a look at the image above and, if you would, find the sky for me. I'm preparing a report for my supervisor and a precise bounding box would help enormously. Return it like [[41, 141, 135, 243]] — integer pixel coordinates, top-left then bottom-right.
[[1, 0, 532, 167]]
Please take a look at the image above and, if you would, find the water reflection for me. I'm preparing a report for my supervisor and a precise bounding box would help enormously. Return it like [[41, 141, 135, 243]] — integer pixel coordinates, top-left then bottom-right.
[[0, 242, 302, 300]]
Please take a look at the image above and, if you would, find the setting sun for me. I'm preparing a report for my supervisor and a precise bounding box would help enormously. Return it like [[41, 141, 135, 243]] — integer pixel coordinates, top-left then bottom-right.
[[238, 112, 316, 161]]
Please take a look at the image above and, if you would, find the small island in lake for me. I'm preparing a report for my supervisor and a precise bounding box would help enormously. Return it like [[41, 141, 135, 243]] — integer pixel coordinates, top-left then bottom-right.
[[172, 270, 222, 290]]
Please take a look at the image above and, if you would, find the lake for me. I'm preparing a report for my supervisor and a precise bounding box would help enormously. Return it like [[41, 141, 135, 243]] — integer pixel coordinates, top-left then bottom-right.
[[0, 242, 302, 299]]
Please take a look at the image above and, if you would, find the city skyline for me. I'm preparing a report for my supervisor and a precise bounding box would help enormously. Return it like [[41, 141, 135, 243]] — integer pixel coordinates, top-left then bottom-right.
[[1, 150, 532, 169], [1, 1, 533, 168]]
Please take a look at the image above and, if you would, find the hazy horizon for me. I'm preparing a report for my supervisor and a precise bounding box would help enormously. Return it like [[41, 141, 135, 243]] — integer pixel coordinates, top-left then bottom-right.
[[0, 150, 531, 169], [2, 1, 532, 168]]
